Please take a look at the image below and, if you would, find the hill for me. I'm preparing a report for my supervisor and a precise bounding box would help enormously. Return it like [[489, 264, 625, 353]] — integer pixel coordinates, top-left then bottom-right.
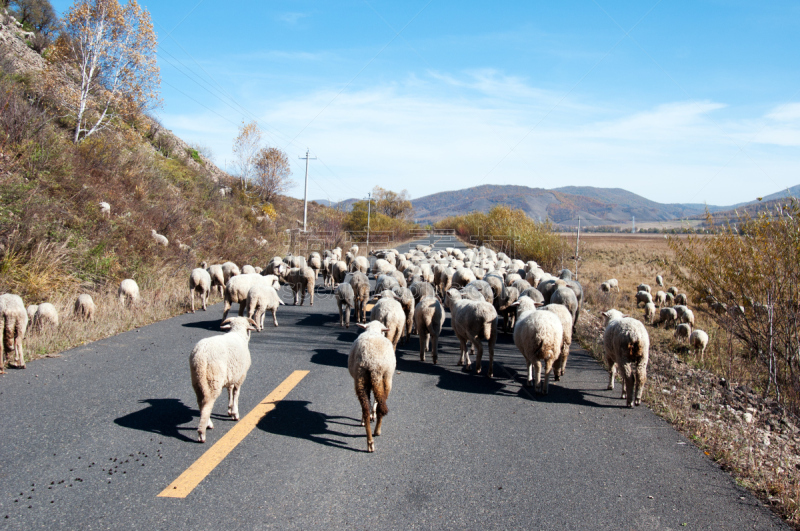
[[410, 184, 723, 226]]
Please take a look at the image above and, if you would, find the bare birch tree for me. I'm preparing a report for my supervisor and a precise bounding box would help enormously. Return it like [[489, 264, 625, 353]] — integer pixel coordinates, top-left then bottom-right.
[[253, 146, 293, 202], [232, 120, 262, 190], [48, 0, 160, 143]]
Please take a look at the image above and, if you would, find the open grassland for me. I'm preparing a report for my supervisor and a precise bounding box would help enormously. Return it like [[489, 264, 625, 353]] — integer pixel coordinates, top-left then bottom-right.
[[573, 233, 800, 528]]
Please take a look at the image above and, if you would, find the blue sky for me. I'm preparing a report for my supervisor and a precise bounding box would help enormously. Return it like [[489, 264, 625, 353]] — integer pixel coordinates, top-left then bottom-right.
[[51, 1, 800, 205]]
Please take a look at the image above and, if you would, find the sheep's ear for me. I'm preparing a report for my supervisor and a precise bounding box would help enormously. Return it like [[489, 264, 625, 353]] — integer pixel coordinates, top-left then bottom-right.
[[622, 314, 629, 318], [534, 302, 544, 307], [381, 326, 390, 333], [356, 323, 367, 330], [220, 320, 232, 330], [247, 318, 259, 331], [511, 301, 520, 307]]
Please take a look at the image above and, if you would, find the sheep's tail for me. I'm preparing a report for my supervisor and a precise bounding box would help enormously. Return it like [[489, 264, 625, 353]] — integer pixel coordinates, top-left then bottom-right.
[[370, 370, 389, 417]]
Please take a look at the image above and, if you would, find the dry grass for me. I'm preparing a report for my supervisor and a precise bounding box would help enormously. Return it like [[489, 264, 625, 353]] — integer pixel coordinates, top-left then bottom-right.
[[575, 233, 800, 529]]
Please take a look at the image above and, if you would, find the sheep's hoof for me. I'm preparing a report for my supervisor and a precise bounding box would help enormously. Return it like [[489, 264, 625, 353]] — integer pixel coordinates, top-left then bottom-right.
[[486, 371, 493, 378], [525, 380, 532, 387], [367, 442, 375, 452], [634, 399, 641, 406], [198, 432, 206, 443], [373, 428, 381, 436], [207, 420, 214, 429], [607, 384, 614, 390], [432, 358, 437, 365]]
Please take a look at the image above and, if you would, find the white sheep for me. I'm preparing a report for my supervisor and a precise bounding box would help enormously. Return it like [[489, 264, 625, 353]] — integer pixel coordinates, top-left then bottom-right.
[[643, 301, 656, 323], [635, 290, 653, 307], [656, 275, 664, 287], [452, 267, 476, 289], [349, 320, 395, 452], [350, 272, 371, 324], [245, 284, 284, 329], [190, 317, 258, 443], [118, 279, 140, 306], [99, 201, 111, 217], [689, 329, 709, 358], [543, 303, 573, 381], [222, 274, 280, 320], [285, 266, 316, 306], [349, 244, 359, 256], [369, 295, 406, 351], [445, 289, 498, 376], [550, 286, 578, 333], [241, 265, 256, 275], [74, 294, 96, 321], [602, 310, 650, 407], [189, 268, 212, 313], [637, 283, 651, 294], [0, 294, 27, 372], [351, 255, 369, 274], [206, 264, 225, 297], [372, 258, 396, 278], [308, 252, 322, 278], [330, 260, 349, 287], [654, 290, 666, 307], [674, 323, 692, 342], [221, 261, 241, 284], [513, 305, 563, 393], [335, 283, 355, 328], [654, 307, 678, 328], [26, 304, 38, 323], [33, 302, 58, 330], [415, 296, 443, 364], [151, 229, 168, 247], [675, 293, 688, 306]]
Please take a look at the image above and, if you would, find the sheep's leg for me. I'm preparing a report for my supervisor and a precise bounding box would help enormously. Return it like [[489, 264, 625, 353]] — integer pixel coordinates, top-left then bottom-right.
[[196, 387, 221, 443], [525, 361, 533, 387], [191, 290, 196, 313], [458, 337, 470, 369], [272, 307, 279, 327], [487, 328, 497, 378], [0, 341, 5, 374], [633, 363, 647, 407], [202, 291, 208, 311], [419, 328, 429, 361], [309, 285, 314, 306], [431, 332, 439, 364], [229, 384, 242, 420], [542, 358, 555, 395], [607, 358, 617, 391], [338, 302, 344, 327], [472, 335, 484, 374], [237, 301, 246, 317], [534, 359, 543, 394], [355, 377, 374, 452], [221, 298, 231, 321]]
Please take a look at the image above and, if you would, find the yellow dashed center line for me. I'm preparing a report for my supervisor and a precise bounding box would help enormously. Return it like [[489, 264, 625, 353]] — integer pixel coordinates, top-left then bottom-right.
[[158, 370, 309, 499]]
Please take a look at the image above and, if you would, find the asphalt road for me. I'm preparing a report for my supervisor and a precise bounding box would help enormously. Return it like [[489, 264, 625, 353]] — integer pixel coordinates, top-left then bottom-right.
[[0, 237, 788, 530]]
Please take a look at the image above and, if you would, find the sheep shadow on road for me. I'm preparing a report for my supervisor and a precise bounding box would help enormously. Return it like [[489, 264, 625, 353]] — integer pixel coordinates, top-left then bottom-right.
[[257, 400, 362, 452], [310, 348, 348, 368], [182, 319, 224, 331], [114, 398, 205, 443]]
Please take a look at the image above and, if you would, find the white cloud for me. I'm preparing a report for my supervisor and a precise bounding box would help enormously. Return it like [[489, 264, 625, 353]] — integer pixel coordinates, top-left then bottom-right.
[[277, 12, 309, 25], [160, 72, 800, 206], [766, 102, 800, 122]]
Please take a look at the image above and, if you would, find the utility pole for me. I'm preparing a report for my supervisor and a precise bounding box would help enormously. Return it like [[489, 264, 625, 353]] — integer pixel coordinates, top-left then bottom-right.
[[366, 192, 371, 256], [632, 215, 635, 234], [575, 217, 581, 281], [298, 149, 316, 232]]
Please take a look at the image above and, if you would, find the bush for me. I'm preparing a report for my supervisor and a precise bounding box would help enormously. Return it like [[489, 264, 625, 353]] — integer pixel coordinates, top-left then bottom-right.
[[435, 206, 568, 272], [669, 202, 800, 412]]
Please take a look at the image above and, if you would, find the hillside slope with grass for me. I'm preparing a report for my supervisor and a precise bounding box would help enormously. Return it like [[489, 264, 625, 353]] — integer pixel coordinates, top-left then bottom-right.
[[0, 15, 341, 360]]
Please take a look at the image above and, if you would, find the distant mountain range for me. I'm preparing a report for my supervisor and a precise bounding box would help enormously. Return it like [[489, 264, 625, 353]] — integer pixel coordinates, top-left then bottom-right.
[[314, 184, 800, 227]]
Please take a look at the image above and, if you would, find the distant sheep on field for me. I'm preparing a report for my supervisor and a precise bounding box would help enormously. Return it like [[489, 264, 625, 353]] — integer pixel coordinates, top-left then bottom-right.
[[118, 279, 140, 306], [74, 294, 96, 321]]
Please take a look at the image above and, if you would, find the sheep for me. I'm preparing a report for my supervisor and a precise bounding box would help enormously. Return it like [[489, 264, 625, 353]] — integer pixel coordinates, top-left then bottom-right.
[[600, 282, 612, 293], [656, 275, 664, 287], [665, 292, 675, 307], [543, 304, 573, 381], [99, 201, 111, 217], [189, 268, 212, 313], [607, 278, 619, 291], [118, 279, 140, 306], [602, 310, 650, 407], [635, 290, 653, 307], [221, 262, 241, 284], [349, 321, 396, 452], [74, 294, 96, 321], [351, 255, 369, 274], [465, 280, 493, 304], [513, 305, 563, 393], [451, 267, 476, 289], [505, 273, 522, 287], [674, 323, 692, 342], [679, 307, 695, 327], [285, 266, 316, 306], [26, 304, 38, 323], [483, 273, 504, 302], [326, 260, 346, 287], [392, 287, 415, 342], [654, 290, 666, 307], [637, 283, 651, 294], [190, 317, 258, 442], [654, 307, 678, 328], [244, 283, 284, 329], [308, 252, 322, 278], [550, 286, 578, 334], [221, 274, 281, 321], [643, 302, 656, 323], [151, 229, 168, 247], [495, 286, 520, 333], [372, 258, 396, 278], [445, 289, 498, 376], [408, 279, 436, 306], [335, 283, 355, 328], [370, 295, 406, 351], [519, 287, 544, 304], [689, 329, 709, 359], [207, 264, 225, 297], [667, 286, 678, 296], [675, 293, 688, 306], [375, 274, 400, 295], [284, 254, 306, 269], [0, 294, 27, 373], [349, 244, 359, 256], [415, 296, 444, 363], [241, 265, 257, 275], [264, 257, 287, 277], [350, 272, 371, 324]]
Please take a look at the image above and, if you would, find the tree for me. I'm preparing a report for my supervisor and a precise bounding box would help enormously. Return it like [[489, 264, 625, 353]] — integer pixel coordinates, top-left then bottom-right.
[[372, 186, 413, 219], [253, 146, 293, 202], [49, 0, 160, 143], [9, 0, 58, 35], [231, 120, 262, 190]]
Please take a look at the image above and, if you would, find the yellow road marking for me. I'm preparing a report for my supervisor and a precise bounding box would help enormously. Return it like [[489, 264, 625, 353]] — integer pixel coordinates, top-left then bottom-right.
[[158, 370, 309, 498], [365, 302, 375, 312]]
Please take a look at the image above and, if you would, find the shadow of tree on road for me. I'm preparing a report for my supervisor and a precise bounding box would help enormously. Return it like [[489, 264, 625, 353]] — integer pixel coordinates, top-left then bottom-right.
[[257, 400, 362, 453]]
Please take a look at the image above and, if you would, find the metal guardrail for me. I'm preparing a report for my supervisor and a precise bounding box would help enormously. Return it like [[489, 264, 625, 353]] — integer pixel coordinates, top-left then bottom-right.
[[344, 231, 395, 245]]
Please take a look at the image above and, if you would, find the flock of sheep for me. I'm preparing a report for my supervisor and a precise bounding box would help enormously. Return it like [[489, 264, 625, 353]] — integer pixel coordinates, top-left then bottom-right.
[[0, 237, 710, 453]]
